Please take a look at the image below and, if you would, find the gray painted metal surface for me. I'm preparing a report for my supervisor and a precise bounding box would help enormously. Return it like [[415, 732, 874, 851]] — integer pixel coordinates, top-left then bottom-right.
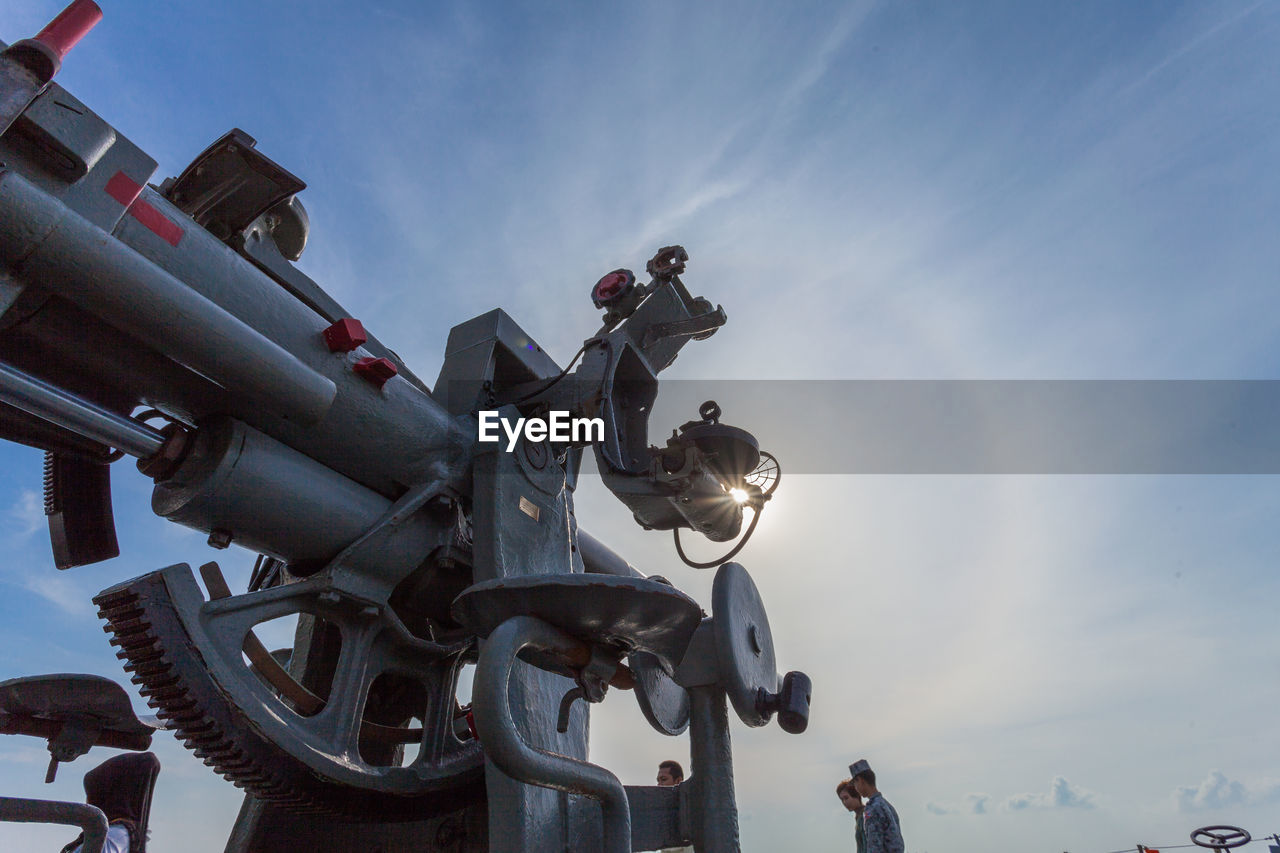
[[687, 687, 740, 853], [452, 573, 702, 670], [473, 615, 630, 853], [0, 5, 813, 850], [0, 359, 164, 458], [0, 797, 107, 853], [471, 446, 596, 852], [0, 169, 338, 426]]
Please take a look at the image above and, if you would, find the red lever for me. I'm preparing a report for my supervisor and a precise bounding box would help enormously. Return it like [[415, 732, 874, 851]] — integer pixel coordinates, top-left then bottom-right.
[[353, 357, 397, 389], [34, 0, 103, 61]]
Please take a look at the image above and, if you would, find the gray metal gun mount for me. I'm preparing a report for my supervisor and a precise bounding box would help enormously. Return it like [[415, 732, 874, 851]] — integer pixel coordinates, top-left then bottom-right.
[[0, 3, 811, 851]]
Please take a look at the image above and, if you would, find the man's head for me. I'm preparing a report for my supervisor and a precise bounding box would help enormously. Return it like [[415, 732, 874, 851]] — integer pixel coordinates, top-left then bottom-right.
[[657, 760, 684, 786], [849, 759, 877, 797], [836, 778, 863, 813], [851, 767, 877, 798]]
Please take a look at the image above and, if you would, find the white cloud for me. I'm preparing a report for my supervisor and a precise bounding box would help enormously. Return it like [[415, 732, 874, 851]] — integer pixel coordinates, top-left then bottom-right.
[[967, 794, 990, 815], [925, 802, 950, 815], [1004, 776, 1095, 811], [20, 573, 95, 617], [8, 488, 44, 538], [1175, 770, 1248, 812]]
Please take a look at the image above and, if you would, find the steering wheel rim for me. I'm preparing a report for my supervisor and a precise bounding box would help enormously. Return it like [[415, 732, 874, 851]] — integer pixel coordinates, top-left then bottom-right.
[[1191, 825, 1252, 850]]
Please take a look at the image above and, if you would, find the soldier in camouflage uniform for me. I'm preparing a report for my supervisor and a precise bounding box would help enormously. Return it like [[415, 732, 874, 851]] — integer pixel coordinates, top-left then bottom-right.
[[849, 760, 904, 853]]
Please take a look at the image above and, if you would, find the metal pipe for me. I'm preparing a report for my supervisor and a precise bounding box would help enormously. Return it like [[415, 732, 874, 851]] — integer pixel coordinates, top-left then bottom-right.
[[0, 797, 108, 853], [473, 615, 631, 853], [0, 358, 164, 458], [688, 685, 740, 852], [578, 528, 643, 578], [0, 169, 337, 425]]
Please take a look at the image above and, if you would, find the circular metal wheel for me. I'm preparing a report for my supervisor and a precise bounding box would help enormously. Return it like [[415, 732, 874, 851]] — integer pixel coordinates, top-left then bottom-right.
[[629, 651, 691, 736], [711, 562, 778, 727], [95, 564, 483, 818], [1190, 826, 1251, 850]]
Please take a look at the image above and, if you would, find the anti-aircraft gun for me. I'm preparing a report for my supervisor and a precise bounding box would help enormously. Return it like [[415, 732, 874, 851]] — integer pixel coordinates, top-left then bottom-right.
[[0, 3, 811, 851]]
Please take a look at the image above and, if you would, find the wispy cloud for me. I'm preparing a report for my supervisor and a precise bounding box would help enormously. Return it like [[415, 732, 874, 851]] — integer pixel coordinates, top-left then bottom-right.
[[777, 0, 876, 109], [1117, 2, 1268, 101], [7, 489, 43, 539], [18, 573, 95, 617]]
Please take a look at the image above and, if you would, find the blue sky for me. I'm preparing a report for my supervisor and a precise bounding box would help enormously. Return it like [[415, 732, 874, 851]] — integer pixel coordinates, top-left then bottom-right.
[[2, 1, 1279, 851]]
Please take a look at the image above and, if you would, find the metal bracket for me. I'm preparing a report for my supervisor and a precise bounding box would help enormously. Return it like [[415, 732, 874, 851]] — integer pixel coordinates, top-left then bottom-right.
[[641, 306, 727, 348]]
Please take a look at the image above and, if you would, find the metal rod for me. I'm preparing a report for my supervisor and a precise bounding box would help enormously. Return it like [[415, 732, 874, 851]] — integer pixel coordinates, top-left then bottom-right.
[[0, 358, 164, 458], [578, 528, 643, 578], [473, 615, 631, 853], [688, 685, 740, 852], [0, 797, 108, 853]]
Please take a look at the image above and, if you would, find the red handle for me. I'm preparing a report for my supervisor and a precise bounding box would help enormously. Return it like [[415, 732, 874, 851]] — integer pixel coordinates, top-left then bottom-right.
[[33, 0, 103, 60]]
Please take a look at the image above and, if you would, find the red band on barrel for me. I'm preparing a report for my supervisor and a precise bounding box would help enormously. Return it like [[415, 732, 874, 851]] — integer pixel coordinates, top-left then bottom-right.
[[129, 200, 184, 247], [104, 171, 184, 247], [104, 170, 143, 207], [34, 0, 103, 60]]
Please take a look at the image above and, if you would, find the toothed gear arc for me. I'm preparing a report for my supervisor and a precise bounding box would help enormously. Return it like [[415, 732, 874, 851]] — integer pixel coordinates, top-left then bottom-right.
[[94, 571, 484, 819], [95, 584, 318, 810]]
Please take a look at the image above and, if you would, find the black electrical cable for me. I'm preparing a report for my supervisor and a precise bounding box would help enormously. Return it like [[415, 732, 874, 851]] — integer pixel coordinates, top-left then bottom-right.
[[504, 342, 592, 406], [673, 503, 765, 569]]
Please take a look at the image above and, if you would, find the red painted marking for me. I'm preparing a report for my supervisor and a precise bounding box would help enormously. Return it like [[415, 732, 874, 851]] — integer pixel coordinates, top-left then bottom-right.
[[104, 170, 142, 207], [129, 199, 184, 247], [103, 171, 184, 247]]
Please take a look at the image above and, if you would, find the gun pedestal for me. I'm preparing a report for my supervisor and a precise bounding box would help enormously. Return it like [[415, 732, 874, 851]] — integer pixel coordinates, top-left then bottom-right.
[[453, 574, 701, 853]]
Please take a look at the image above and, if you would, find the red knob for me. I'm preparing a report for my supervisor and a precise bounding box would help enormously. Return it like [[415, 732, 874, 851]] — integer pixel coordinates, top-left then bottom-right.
[[591, 269, 635, 308]]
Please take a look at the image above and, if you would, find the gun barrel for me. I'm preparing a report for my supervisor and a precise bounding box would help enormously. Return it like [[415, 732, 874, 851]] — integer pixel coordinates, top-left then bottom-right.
[[0, 358, 164, 458], [0, 169, 337, 426]]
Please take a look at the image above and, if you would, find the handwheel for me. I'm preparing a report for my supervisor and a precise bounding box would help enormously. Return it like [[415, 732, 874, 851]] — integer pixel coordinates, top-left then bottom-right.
[[711, 562, 778, 727]]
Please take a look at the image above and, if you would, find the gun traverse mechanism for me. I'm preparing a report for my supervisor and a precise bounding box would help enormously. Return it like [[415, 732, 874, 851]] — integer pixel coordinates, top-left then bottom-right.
[[0, 3, 809, 851]]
